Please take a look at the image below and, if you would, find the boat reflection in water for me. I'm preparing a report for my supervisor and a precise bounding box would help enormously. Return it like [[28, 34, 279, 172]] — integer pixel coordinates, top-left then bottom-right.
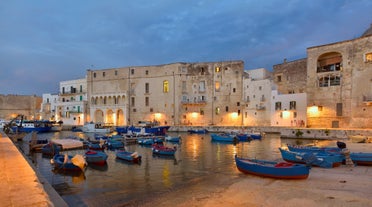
[[18, 131, 322, 206]]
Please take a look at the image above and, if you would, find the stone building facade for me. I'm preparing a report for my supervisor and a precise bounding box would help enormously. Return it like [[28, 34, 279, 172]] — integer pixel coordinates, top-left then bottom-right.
[[273, 58, 307, 94], [306, 33, 372, 128], [0, 94, 42, 120], [86, 61, 244, 127]]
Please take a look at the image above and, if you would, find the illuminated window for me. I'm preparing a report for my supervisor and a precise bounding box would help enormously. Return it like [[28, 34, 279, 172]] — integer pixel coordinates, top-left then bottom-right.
[[365, 53, 372, 62], [215, 107, 220, 115], [215, 67, 221, 72], [163, 80, 169, 93], [215, 81, 221, 92]]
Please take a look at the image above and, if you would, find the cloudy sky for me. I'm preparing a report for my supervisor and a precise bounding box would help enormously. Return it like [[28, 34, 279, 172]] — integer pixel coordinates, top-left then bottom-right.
[[1, 0, 371, 96]]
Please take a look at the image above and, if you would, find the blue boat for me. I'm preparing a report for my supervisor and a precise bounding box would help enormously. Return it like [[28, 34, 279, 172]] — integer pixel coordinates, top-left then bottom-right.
[[88, 142, 105, 151], [165, 135, 181, 143], [188, 129, 209, 134], [41, 143, 61, 156], [287, 144, 372, 166], [106, 139, 124, 150], [249, 132, 263, 140], [12, 120, 52, 133], [51, 154, 87, 171], [138, 138, 163, 145], [84, 150, 108, 165], [279, 148, 342, 168], [210, 133, 239, 143], [235, 133, 252, 141], [116, 150, 142, 163], [152, 143, 176, 156], [235, 155, 310, 179]]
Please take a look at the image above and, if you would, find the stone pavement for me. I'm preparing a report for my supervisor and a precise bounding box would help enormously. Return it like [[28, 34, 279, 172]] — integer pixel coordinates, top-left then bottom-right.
[[0, 131, 67, 207]]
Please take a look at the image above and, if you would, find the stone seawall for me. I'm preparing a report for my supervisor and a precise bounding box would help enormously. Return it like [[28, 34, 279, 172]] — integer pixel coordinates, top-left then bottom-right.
[[168, 126, 372, 140]]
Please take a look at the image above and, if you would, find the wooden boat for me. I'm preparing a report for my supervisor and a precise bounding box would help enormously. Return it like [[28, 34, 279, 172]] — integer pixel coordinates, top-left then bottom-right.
[[165, 135, 181, 143], [51, 154, 87, 171], [84, 150, 108, 165], [116, 150, 142, 163], [235, 133, 252, 141], [210, 133, 239, 143], [88, 142, 105, 151], [279, 148, 342, 168], [187, 129, 208, 134], [138, 138, 163, 145], [106, 139, 124, 150], [287, 144, 372, 166], [41, 143, 61, 156], [152, 143, 176, 156], [235, 155, 310, 179], [249, 132, 263, 140]]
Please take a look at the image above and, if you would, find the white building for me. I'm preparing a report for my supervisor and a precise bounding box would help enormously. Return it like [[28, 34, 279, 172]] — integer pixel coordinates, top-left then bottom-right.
[[271, 90, 307, 127], [242, 68, 273, 126], [57, 78, 87, 126], [40, 93, 59, 120]]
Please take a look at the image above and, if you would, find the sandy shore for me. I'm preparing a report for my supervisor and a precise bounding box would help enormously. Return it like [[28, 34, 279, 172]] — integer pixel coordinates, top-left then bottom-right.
[[141, 141, 372, 207]]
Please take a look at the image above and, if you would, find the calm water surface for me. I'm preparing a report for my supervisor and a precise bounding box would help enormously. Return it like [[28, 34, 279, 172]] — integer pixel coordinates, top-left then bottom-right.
[[17, 131, 320, 206]]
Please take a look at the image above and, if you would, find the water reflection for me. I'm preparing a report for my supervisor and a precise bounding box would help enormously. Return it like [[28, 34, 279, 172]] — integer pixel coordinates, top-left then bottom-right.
[[16, 131, 329, 206]]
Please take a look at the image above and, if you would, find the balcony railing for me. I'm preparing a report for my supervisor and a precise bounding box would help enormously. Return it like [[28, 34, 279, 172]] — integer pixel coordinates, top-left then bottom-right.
[[363, 95, 372, 103], [181, 100, 207, 105]]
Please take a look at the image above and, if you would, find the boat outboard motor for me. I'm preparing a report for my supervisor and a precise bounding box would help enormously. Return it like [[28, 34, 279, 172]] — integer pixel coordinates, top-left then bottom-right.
[[336, 141, 346, 149]]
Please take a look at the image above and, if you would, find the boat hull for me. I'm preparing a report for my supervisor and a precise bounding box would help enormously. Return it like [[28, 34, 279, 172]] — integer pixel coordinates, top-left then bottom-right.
[[116, 151, 142, 163], [235, 155, 310, 179], [85, 150, 108, 165]]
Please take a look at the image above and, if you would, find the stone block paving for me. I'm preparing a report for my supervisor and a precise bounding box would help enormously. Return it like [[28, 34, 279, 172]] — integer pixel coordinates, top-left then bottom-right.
[[0, 133, 58, 207]]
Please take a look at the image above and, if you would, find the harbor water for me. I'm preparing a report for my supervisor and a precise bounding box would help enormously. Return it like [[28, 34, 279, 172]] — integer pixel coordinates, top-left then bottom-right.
[[16, 131, 321, 206]]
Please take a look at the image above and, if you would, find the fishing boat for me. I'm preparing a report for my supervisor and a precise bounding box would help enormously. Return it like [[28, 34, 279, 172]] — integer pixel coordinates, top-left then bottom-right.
[[249, 132, 263, 140], [88, 142, 105, 151], [41, 143, 61, 156], [84, 150, 108, 165], [235, 155, 310, 179], [210, 133, 239, 143], [138, 137, 163, 145], [287, 144, 372, 166], [82, 122, 113, 133], [51, 154, 87, 171], [106, 139, 124, 150], [279, 148, 342, 168], [11, 120, 52, 133], [116, 150, 142, 163], [165, 135, 181, 143], [187, 128, 209, 134], [235, 133, 252, 141], [152, 143, 176, 156]]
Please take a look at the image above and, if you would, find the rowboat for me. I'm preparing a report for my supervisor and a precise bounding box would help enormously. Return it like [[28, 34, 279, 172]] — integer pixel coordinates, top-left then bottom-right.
[[279, 148, 342, 168], [187, 129, 209, 134], [152, 143, 176, 156], [116, 150, 142, 163], [287, 144, 372, 166], [235, 155, 310, 179], [84, 150, 108, 165], [211, 133, 239, 143], [106, 139, 124, 150], [51, 154, 87, 171], [41, 143, 61, 156], [165, 135, 181, 143]]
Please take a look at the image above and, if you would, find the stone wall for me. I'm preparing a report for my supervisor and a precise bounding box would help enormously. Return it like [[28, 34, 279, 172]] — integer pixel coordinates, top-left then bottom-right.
[[0, 95, 42, 120]]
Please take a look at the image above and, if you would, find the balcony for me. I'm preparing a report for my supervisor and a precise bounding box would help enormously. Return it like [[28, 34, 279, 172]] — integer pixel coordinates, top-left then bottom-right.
[[256, 105, 266, 110], [181, 100, 207, 105]]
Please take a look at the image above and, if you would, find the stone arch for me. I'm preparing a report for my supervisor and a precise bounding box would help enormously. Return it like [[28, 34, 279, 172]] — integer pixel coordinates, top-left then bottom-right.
[[317, 52, 342, 73], [106, 109, 114, 124], [116, 109, 125, 126], [94, 109, 104, 123]]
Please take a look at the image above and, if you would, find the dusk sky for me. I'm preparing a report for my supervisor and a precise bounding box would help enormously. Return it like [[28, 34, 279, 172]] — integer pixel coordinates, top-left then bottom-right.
[[1, 0, 371, 96]]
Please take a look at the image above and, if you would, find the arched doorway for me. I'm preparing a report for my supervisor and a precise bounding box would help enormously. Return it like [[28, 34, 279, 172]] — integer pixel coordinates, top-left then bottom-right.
[[116, 109, 125, 126], [95, 110, 104, 123]]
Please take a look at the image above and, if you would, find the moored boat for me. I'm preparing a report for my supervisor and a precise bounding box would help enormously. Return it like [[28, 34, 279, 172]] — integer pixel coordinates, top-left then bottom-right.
[[51, 154, 87, 171], [210, 133, 239, 143], [187, 128, 209, 134], [165, 135, 181, 143], [116, 150, 142, 163], [152, 143, 176, 156], [235, 155, 310, 179], [84, 150, 108, 165], [82, 122, 113, 133], [279, 147, 342, 168], [11, 120, 52, 133]]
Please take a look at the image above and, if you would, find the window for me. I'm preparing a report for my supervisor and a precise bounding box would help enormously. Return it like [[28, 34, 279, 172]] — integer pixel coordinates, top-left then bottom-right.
[[103, 72, 105, 77], [145, 83, 149, 93], [365, 53, 372, 62], [145, 97, 149, 106], [237, 102, 240, 106], [275, 102, 282, 110], [293, 112, 297, 118], [215, 67, 220, 72], [131, 97, 135, 107], [259, 86, 262, 90], [146, 70, 149, 75], [199, 81, 206, 92], [163, 80, 169, 93], [80, 96, 82, 101], [277, 75, 281, 82], [215, 81, 221, 92], [336, 103, 342, 116], [131, 69, 134, 75], [317, 53, 342, 73], [115, 70, 118, 76], [182, 81, 187, 92], [289, 101, 296, 110], [80, 85, 82, 92], [225, 106, 229, 112], [319, 75, 341, 87], [104, 97, 107, 105], [93, 73, 96, 78], [200, 109, 204, 115], [233, 88, 236, 93]]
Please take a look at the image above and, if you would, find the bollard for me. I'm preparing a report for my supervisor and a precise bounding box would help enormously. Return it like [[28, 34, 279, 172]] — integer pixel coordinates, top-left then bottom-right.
[[342, 148, 354, 167]]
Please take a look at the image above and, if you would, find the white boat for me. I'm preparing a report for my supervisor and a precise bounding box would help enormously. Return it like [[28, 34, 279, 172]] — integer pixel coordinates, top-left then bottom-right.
[[82, 122, 113, 133]]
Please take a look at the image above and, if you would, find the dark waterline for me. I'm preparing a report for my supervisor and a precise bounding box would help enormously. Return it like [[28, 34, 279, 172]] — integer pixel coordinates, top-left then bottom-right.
[[17, 131, 320, 206]]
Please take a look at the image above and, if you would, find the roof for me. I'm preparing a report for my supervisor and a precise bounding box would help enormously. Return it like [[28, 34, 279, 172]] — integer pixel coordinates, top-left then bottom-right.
[[361, 23, 372, 37]]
